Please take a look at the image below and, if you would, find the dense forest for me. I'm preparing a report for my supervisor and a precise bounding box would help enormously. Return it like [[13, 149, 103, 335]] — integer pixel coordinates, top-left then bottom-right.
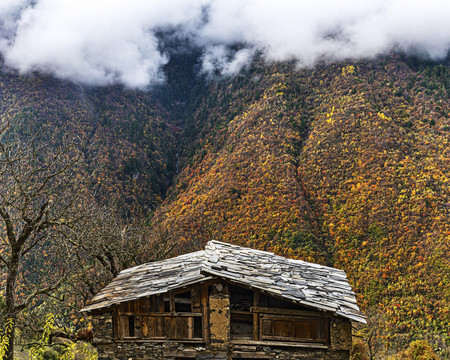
[[0, 52, 449, 359]]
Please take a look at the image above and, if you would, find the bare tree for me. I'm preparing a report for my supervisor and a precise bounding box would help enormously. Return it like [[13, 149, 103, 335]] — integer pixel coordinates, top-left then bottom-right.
[[352, 310, 384, 360], [70, 205, 179, 309], [0, 116, 90, 360]]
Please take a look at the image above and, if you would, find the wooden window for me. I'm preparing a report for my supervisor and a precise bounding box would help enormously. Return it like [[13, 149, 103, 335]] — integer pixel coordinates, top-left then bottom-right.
[[259, 315, 328, 344], [230, 285, 253, 311], [163, 295, 171, 312], [116, 285, 204, 341], [128, 316, 135, 337], [140, 313, 203, 340], [174, 291, 192, 313], [259, 294, 302, 310], [230, 285, 254, 340], [117, 315, 137, 338], [230, 312, 253, 339]]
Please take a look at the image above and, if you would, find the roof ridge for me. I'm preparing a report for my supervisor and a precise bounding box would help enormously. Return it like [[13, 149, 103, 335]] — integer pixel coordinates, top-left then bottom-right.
[[207, 240, 345, 273]]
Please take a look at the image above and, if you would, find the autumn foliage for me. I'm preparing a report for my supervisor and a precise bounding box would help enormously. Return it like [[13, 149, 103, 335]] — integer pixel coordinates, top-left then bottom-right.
[[151, 55, 450, 356], [0, 54, 449, 357]]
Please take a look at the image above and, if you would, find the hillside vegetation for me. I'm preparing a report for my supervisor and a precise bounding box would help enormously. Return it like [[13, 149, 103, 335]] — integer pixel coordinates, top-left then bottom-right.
[[0, 54, 448, 357], [152, 55, 449, 356], [0, 62, 178, 213]]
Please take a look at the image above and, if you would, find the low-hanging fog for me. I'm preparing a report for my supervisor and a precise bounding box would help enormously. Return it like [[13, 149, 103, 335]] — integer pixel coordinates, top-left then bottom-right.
[[1, 0, 449, 88]]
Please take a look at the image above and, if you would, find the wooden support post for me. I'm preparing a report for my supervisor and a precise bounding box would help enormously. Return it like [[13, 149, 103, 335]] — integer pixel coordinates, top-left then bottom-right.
[[157, 295, 164, 336], [188, 317, 194, 339], [253, 290, 259, 341], [201, 283, 210, 344], [158, 295, 164, 312], [169, 293, 175, 313], [113, 306, 119, 339], [324, 318, 330, 346]]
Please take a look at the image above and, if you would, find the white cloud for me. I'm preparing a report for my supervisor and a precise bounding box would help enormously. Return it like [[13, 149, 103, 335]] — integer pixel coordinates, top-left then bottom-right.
[[1, 0, 449, 88], [201, 45, 256, 77]]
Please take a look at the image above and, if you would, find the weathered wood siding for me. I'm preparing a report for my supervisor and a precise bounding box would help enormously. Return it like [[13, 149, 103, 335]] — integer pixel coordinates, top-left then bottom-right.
[[91, 281, 352, 359], [92, 311, 351, 360]]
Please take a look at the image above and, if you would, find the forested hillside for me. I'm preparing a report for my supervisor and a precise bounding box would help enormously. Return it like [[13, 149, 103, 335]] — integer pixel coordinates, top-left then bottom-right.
[[0, 53, 449, 358], [0, 60, 178, 212], [151, 54, 450, 357]]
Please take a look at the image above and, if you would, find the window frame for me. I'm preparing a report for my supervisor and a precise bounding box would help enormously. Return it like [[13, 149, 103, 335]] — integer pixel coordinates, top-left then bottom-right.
[[259, 314, 329, 345], [113, 285, 204, 341]]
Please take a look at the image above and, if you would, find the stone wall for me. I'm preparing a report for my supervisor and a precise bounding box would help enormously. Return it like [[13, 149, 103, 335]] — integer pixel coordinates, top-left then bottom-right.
[[209, 282, 230, 350], [330, 318, 352, 351]]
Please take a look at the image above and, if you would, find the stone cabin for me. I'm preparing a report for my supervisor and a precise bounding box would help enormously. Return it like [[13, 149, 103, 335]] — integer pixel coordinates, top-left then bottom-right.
[[81, 241, 366, 360]]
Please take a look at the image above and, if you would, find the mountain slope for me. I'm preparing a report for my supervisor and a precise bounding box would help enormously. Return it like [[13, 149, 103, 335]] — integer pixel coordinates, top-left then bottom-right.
[[152, 64, 329, 262], [297, 58, 449, 351], [0, 54, 448, 356], [0, 61, 178, 212], [151, 55, 450, 354]]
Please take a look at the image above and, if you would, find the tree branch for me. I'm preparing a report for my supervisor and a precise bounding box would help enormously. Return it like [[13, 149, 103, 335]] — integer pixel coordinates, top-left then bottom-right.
[[15, 271, 71, 313], [0, 206, 16, 247]]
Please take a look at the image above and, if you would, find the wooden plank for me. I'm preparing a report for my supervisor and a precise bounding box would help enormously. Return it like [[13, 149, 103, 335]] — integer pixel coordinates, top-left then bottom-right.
[[324, 318, 330, 345], [157, 314, 164, 337], [139, 297, 150, 313], [170, 316, 176, 338], [165, 316, 172, 338], [191, 286, 201, 313], [130, 300, 137, 313], [114, 311, 202, 317], [158, 295, 164, 313], [113, 306, 119, 339], [135, 316, 142, 338], [253, 291, 259, 341], [169, 293, 175, 313], [201, 282, 210, 343], [149, 295, 155, 312], [116, 338, 203, 344], [118, 316, 129, 338], [259, 334, 324, 343], [258, 314, 327, 343], [118, 302, 128, 314], [230, 339, 328, 349], [142, 316, 152, 338], [251, 306, 328, 318], [188, 317, 194, 339]]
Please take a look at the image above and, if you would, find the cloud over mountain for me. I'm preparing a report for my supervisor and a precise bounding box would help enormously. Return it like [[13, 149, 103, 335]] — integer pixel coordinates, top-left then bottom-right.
[[1, 0, 449, 88]]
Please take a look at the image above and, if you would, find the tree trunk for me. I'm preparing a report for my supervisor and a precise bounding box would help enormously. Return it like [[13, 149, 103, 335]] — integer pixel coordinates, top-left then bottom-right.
[[4, 249, 20, 360], [3, 316, 15, 360]]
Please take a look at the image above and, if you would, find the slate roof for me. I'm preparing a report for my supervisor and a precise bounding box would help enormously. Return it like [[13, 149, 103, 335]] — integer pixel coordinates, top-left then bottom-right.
[[81, 240, 366, 323]]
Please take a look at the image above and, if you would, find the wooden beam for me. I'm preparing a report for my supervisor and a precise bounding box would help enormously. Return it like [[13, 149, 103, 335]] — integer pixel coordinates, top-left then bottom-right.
[[116, 338, 204, 344], [191, 286, 201, 313], [158, 295, 165, 313], [253, 290, 259, 341], [116, 311, 202, 317], [251, 306, 329, 318], [201, 282, 210, 344], [169, 293, 175, 313], [113, 306, 119, 339], [157, 296, 164, 336], [188, 317, 194, 339], [230, 339, 329, 349], [324, 318, 330, 346]]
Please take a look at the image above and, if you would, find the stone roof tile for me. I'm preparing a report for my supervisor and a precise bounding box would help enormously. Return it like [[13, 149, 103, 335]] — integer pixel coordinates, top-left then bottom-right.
[[81, 240, 366, 323]]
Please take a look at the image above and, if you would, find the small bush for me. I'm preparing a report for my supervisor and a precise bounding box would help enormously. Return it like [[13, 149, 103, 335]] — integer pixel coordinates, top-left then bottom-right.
[[42, 348, 59, 360], [394, 340, 440, 360], [351, 340, 369, 360]]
